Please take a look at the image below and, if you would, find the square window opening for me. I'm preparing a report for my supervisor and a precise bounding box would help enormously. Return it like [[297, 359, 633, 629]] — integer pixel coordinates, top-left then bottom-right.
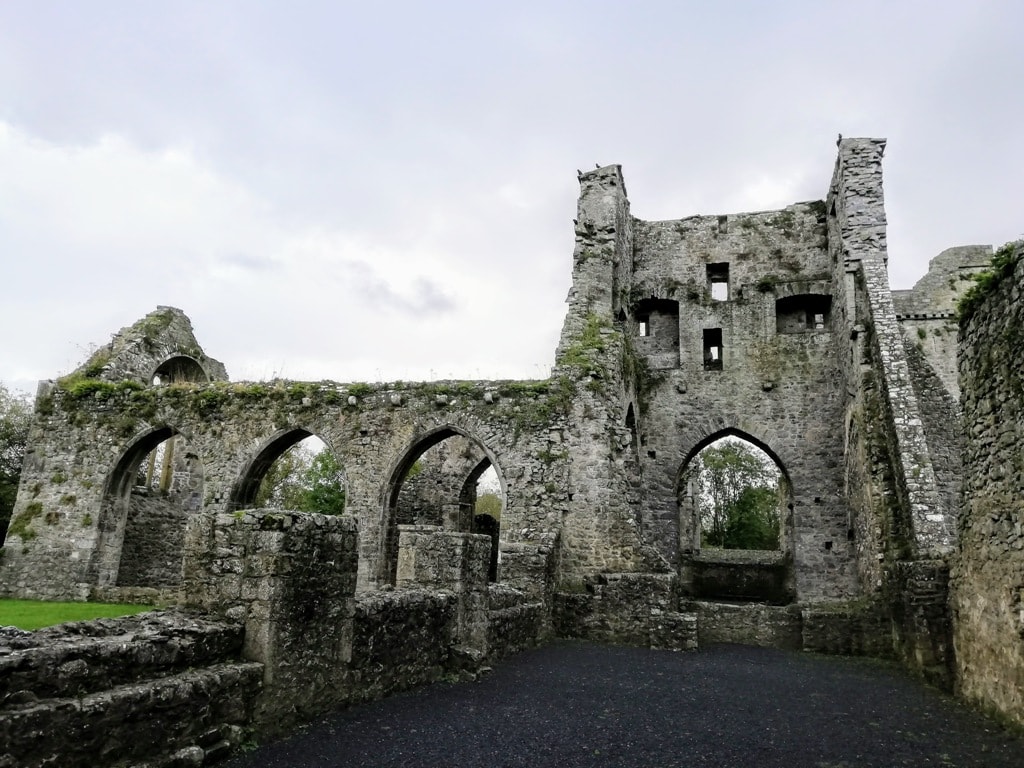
[[703, 328, 723, 371], [707, 263, 730, 302]]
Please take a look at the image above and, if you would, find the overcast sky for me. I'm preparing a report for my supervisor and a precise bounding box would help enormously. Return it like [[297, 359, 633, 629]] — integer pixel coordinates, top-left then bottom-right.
[[1, 1, 1021, 396]]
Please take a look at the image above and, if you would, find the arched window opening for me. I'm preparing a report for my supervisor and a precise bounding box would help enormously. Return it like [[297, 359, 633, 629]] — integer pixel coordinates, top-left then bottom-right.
[[94, 428, 204, 589], [684, 436, 786, 551], [468, 463, 502, 582], [151, 356, 208, 385], [231, 430, 346, 515], [386, 429, 505, 584]]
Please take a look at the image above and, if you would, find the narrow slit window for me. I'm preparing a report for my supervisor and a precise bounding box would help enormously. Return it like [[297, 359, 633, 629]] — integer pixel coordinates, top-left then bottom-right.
[[707, 263, 730, 302], [638, 314, 650, 337], [703, 328, 723, 370]]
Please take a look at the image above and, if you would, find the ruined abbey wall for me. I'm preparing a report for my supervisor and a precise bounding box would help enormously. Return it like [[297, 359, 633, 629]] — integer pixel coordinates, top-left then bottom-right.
[[953, 242, 1024, 727], [628, 197, 852, 601], [0, 373, 570, 603], [3, 140, 1020, 759]]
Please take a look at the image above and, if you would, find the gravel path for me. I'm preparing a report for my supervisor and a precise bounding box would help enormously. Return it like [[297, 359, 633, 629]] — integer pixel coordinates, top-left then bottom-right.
[[224, 641, 1021, 768]]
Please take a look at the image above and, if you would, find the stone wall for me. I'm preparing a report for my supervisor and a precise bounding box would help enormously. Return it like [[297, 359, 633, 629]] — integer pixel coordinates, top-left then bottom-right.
[[892, 245, 990, 400], [0, 376, 570, 602], [826, 137, 956, 684], [554, 573, 698, 651], [628, 198, 856, 602], [0, 611, 262, 768], [3, 140, 1019, 742], [182, 509, 358, 728], [953, 242, 1024, 726]]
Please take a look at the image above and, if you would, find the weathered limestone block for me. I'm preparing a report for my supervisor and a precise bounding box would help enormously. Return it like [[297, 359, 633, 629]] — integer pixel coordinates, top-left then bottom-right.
[[0, 611, 260, 768], [349, 589, 457, 702], [555, 572, 697, 651], [182, 510, 358, 730], [688, 601, 802, 650], [397, 525, 491, 657]]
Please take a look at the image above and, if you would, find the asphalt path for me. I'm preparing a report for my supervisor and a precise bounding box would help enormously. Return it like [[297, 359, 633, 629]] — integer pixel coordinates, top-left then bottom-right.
[[224, 641, 1021, 768]]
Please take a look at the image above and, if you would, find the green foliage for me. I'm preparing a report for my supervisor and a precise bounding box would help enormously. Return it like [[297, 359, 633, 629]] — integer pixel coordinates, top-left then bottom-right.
[[58, 375, 143, 400], [80, 347, 112, 378], [346, 382, 374, 398], [422, 381, 481, 399], [721, 486, 780, 550], [0, 599, 153, 630], [134, 309, 176, 338], [497, 380, 551, 398], [756, 275, 778, 293], [957, 241, 1022, 323], [558, 314, 610, 371], [301, 450, 347, 514], [255, 443, 347, 514], [692, 439, 782, 550], [7, 501, 43, 541], [0, 384, 31, 540], [475, 492, 502, 520]]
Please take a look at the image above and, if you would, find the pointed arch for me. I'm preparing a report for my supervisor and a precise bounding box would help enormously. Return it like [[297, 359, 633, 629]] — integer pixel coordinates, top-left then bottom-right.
[[676, 427, 795, 604], [150, 355, 209, 385], [381, 425, 507, 585], [92, 426, 204, 588], [227, 427, 344, 512]]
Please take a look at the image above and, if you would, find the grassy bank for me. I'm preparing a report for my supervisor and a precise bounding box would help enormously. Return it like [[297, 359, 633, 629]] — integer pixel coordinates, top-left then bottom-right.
[[0, 599, 153, 630]]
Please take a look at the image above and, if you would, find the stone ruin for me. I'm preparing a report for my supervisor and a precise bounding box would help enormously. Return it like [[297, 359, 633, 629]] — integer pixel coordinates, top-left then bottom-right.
[[1, 137, 1022, 766]]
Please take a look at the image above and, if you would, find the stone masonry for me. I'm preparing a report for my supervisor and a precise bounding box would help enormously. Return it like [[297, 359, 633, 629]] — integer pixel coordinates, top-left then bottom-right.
[[953, 241, 1024, 727], [1, 137, 1021, 755]]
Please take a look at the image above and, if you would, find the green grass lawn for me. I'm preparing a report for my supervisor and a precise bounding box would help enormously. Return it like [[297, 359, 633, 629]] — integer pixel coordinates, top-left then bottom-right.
[[0, 599, 154, 631]]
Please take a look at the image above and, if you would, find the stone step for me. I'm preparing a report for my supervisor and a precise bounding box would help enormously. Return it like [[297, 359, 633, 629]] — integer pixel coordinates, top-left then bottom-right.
[[0, 610, 244, 701], [0, 661, 263, 768]]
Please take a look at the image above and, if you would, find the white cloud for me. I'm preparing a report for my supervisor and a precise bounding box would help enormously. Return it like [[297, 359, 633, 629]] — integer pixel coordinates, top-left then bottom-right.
[[0, 122, 565, 394]]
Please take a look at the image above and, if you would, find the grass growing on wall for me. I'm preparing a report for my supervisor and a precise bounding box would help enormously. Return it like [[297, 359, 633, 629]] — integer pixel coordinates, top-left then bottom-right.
[[957, 241, 1022, 323], [0, 599, 153, 630]]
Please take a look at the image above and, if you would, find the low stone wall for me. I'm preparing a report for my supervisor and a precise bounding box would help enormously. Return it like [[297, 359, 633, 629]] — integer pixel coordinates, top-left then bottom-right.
[[687, 601, 802, 650], [349, 589, 457, 702], [554, 573, 697, 651], [0, 611, 244, 700], [689, 550, 793, 605], [486, 583, 545, 660], [0, 611, 261, 768], [887, 559, 954, 689], [801, 601, 893, 657]]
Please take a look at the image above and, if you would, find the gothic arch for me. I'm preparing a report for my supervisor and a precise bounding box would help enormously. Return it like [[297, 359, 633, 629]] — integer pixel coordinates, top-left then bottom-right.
[[150, 355, 209, 385], [92, 425, 204, 588], [380, 424, 508, 585], [675, 426, 795, 604], [227, 427, 344, 512]]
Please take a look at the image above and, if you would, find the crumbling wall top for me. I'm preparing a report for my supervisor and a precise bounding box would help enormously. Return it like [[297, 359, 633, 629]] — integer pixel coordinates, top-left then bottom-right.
[[66, 306, 228, 387]]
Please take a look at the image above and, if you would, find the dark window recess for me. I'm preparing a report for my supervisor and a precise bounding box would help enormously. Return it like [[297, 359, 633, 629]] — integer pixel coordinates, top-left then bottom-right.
[[775, 294, 832, 334], [707, 263, 730, 301], [703, 329, 723, 370], [632, 298, 681, 367]]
